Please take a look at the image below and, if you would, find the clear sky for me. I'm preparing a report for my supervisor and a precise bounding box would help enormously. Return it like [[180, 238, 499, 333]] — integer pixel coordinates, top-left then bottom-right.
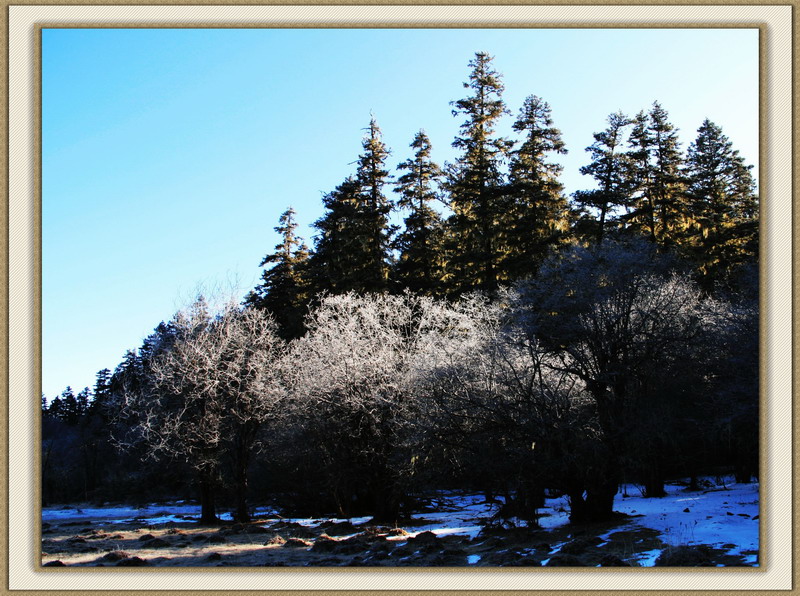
[[42, 27, 759, 399]]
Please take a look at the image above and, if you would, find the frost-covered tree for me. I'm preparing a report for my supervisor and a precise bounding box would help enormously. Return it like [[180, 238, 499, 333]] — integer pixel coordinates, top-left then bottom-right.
[[112, 298, 285, 522], [514, 241, 726, 521], [285, 292, 497, 521], [419, 290, 587, 524]]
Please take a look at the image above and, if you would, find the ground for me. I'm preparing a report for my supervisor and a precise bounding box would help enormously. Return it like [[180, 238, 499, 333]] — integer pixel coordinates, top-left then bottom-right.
[[40, 477, 758, 568]]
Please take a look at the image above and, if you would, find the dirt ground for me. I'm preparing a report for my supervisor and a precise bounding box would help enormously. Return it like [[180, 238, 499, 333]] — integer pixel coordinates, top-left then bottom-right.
[[40, 513, 754, 568]]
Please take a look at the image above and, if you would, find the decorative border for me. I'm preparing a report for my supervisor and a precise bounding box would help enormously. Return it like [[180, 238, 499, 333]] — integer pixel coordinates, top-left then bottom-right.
[[6, 3, 794, 594]]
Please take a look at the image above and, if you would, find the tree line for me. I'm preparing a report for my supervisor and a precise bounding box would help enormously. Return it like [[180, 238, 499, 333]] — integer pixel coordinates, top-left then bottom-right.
[[42, 52, 758, 526]]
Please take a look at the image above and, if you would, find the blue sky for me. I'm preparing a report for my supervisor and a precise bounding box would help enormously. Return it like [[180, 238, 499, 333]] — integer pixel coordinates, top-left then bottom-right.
[[42, 27, 759, 399]]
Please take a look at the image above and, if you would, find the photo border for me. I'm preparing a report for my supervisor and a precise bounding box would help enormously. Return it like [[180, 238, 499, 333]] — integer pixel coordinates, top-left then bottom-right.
[[5, 2, 795, 594]]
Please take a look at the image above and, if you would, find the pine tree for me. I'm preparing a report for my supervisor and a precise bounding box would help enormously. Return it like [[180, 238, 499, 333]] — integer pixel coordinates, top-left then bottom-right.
[[446, 52, 512, 295], [504, 94, 570, 274], [59, 386, 79, 424], [648, 102, 686, 246], [309, 176, 365, 295], [682, 119, 759, 290], [355, 117, 394, 292], [573, 111, 632, 244], [310, 119, 394, 296], [76, 387, 91, 417], [246, 207, 310, 339], [89, 368, 112, 417], [626, 110, 657, 241], [393, 130, 445, 295]]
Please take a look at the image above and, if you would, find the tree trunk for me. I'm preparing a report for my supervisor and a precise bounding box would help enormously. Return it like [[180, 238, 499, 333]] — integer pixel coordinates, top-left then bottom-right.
[[369, 466, 401, 524], [233, 456, 251, 522], [569, 480, 618, 524], [199, 477, 218, 524], [643, 477, 667, 498], [642, 460, 667, 498]]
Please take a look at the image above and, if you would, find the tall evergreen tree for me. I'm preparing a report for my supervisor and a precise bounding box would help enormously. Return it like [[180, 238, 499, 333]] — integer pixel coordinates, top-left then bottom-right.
[[310, 118, 394, 296], [58, 386, 79, 424], [89, 368, 112, 417], [504, 94, 570, 274], [682, 119, 759, 290], [76, 387, 91, 416], [573, 111, 632, 244], [309, 176, 365, 295], [355, 116, 394, 292], [393, 130, 445, 295], [246, 207, 310, 339], [648, 102, 686, 246], [625, 110, 657, 241], [446, 52, 512, 295]]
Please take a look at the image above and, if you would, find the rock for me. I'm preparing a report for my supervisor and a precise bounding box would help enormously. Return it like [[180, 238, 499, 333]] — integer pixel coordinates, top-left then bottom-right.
[[43, 560, 66, 567], [264, 536, 286, 546], [410, 531, 438, 544], [207, 534, 227, 544], [282, 538, 312, 548], [97, 551, 130, 563], [311, 534, 338, 552], [138, 534, 156, 541], [144, 538, 170, 548], [683, 508, 691, 513], [333, 535, 372, 554], [206, 552, 222, 561]]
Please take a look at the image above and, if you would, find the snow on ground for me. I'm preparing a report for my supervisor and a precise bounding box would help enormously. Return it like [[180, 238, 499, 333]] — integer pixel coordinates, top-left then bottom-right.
[[617, 481, 759, 560], [42, 503, 277, 525], [405, 493, 492, 540], [41, 477, 758, 566], [537, 478, 759, 564]]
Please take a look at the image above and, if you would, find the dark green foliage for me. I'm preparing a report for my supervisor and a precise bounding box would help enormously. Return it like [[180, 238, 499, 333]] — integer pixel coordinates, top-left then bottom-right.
[[355, 117, 395, 291], [681, 119, 759, 291], [445, 52, 513, 295], [625, 110, 657, 240], [573, 111, 631, 244], [393, 130, 446, 295], [246, 207, 310, 339], [648, 102, 686, 245], [503, 95, 570, 276], [308, 176, 364, 294], [309, 118, 394, 295]]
